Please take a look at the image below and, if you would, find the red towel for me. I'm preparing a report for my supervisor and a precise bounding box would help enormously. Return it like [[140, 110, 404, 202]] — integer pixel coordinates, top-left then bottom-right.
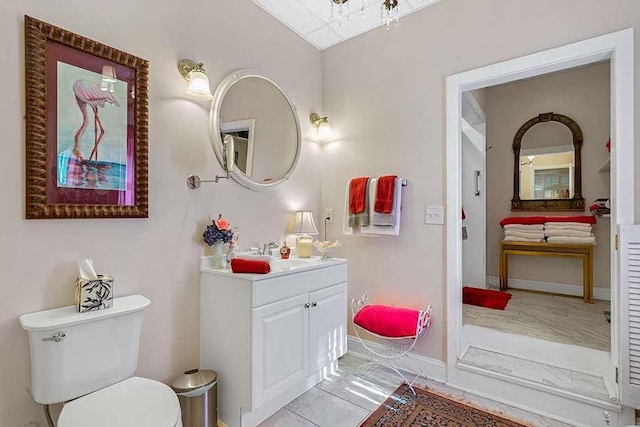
[[545, 216, 597, 225], [374, 175, 397, 214], [499, 216, 546, 227], [230, 258, 271, 274], [349, 177, 369, 214]]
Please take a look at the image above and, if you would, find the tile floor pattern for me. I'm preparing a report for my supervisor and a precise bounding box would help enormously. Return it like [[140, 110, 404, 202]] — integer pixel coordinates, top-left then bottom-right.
[[460, 347, 610, 401], [463, 288, 611, 351], [258, 353, 574, 427]]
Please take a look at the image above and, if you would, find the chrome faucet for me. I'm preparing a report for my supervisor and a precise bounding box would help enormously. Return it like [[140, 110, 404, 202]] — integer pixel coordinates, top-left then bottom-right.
[[261, 241, 279, 256]]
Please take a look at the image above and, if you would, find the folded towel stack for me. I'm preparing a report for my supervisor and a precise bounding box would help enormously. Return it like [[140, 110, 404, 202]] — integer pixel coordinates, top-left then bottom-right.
[[499, 217, 545, 242], [499, 215, 597, 244], [230, 258, 271, 274], [544, 216, 596, 245]]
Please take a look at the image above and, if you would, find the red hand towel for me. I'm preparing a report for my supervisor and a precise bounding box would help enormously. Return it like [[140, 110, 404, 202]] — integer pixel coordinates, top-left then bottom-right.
[[499, 216, 546, 227], [544, 215, 597, 225], [374, 175, 397, 214], [230, 258, 271, 274], [349, 177, 369, 214]]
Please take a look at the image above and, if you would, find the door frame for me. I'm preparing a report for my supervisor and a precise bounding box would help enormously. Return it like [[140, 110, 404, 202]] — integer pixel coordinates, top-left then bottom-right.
[[446, 29, 634, 383]]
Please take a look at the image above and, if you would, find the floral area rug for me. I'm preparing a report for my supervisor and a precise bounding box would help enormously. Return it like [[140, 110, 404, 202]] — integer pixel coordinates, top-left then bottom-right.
[[360, 383, 529, 426]]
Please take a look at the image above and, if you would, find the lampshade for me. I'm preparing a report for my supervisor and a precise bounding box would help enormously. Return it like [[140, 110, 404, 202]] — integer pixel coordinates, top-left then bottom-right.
[[101, 65, 117, 82], [100, 65, 117, 93], [290, 211, 319, 235], [186, 70, 213, 99], [310, 113, 333, 140], [318, 121, 332, 139], [178, 59, 213, 100]]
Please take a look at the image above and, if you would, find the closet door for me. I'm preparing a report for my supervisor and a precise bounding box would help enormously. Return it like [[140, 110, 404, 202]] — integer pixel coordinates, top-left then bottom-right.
[[619, 225, 640, 407]]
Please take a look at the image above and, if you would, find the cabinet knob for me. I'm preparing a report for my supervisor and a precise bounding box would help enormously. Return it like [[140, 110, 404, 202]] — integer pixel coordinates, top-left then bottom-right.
[[304, 303, 310, 308], [311, 302, 317, 307]]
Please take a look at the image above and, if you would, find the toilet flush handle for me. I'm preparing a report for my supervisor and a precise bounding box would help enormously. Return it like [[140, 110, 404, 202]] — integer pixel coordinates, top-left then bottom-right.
[[42, 332, 65, 343]]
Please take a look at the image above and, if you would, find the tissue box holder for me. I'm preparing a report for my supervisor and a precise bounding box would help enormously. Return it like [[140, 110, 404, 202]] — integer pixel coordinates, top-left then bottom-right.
[[75, 275, 114, 312]]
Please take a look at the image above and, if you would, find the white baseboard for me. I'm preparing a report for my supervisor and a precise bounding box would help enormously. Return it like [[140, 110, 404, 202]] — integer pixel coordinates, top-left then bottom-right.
[[347, 336, 447, 382], [487, 276, 611, 301]]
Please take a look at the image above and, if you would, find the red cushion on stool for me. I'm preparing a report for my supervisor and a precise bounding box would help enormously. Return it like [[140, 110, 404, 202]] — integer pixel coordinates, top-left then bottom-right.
[[354, 305, 420, 338]]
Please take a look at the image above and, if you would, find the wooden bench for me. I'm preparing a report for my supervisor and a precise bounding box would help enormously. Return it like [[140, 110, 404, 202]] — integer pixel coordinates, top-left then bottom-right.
[[499, 240, 594, 303]]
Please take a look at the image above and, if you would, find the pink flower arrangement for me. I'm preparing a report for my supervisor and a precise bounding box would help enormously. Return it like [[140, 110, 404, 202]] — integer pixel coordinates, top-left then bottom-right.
[[203, 214, 234, 245]]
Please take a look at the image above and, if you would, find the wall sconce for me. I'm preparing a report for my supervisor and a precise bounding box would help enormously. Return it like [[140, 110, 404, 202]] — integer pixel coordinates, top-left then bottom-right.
[[310, 113, 332, 140], [520, 155, 535, 167], [100, 65, 117, 93], [187, 135, 235, 189], [177, 59, 213, 99]]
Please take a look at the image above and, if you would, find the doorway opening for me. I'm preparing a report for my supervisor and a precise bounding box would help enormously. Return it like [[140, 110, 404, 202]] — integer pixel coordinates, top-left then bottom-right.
[[462, 62, 612, 352], [445, 28, 634, 418]]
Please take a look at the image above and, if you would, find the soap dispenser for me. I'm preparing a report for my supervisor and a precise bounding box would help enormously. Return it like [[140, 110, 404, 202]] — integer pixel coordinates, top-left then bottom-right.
[[279, 241, 290, 259]]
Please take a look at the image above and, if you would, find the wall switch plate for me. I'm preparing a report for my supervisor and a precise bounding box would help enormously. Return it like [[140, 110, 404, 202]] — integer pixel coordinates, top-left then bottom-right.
[[324, 208, 334, 224], [425, 206, 445, 225]]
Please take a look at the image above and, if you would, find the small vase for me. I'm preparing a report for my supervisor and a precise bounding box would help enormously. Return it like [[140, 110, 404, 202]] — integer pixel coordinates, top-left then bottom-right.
[[212, 241, 226, 269]]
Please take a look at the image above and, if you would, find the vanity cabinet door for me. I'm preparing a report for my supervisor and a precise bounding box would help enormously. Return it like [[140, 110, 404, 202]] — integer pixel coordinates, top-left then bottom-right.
[[251, 293, 309, 409], [309, 282, 348, 373]]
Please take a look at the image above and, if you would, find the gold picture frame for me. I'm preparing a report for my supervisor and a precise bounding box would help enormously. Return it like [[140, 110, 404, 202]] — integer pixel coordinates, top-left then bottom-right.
[[24, 16, 149, 219]]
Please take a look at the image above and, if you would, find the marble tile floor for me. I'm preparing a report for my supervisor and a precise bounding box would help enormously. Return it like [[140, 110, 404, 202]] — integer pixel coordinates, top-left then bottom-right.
[[258, 353, 574, 427], [463, 288, 611, 351], [460, 346, 610, 402]]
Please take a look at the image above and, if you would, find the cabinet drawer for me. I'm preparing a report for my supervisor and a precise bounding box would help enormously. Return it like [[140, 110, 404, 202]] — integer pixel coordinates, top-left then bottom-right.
[[252, 263, 348, 307]]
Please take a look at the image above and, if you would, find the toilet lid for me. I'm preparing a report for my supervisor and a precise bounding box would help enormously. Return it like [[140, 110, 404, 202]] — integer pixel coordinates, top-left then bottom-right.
[[59, 377, 181, 427]]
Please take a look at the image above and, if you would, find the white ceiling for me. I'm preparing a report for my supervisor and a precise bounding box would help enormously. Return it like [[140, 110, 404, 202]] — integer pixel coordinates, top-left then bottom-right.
[[252, 0, 443, 50]]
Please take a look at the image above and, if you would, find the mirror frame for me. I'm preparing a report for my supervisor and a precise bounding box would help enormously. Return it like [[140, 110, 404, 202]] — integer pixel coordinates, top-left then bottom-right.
[[210, 69, 302, 191], [511, 112, 585, 211]]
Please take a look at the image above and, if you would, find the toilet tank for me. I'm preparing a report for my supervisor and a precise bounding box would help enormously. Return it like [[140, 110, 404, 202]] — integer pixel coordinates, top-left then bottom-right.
[[19, 295, 150, 404]]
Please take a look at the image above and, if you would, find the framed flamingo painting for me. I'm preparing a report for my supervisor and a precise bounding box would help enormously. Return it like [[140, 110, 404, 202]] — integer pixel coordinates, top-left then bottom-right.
[[24, 16, 149, 219]]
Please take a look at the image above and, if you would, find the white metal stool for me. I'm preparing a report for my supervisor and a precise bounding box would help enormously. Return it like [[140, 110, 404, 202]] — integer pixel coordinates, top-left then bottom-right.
[[351, 294, 432, 395]]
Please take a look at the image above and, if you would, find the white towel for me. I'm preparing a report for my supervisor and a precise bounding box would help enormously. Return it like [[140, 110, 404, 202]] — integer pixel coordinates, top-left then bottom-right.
[[544, 229, 593, 238], [546, 236, 596, 245], [361, 177, 402, 235], [503, 236, 544, 242], [343, 178, 403, 236], [504, 230, 545, 239], [544, 222, 593, 229], [503, 224, 544, 231]]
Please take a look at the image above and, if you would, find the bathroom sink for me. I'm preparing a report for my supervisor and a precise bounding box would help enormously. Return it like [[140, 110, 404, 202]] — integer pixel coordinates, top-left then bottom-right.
[[269, 258, 318, 271]]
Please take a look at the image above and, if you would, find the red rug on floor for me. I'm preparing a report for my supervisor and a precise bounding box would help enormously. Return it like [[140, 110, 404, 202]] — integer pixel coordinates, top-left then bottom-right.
[[360, 383, 528, 426], [462, 287, 512, 310]]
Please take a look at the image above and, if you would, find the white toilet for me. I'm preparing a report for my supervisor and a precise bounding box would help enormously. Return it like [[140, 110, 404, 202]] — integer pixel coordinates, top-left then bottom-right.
[[19, 295, 182, 427]]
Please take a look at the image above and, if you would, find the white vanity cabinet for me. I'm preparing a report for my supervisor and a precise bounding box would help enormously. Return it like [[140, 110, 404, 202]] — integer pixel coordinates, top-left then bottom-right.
[[199, 257, 348, 427]]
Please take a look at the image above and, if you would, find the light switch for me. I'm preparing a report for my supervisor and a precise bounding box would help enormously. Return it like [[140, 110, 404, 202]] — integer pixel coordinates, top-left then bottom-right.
[[425, 206, 445, 225]]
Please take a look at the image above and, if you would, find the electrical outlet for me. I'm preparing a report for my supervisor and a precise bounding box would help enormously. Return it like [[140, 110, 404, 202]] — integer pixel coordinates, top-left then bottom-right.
[[324, 208, 334, 224]]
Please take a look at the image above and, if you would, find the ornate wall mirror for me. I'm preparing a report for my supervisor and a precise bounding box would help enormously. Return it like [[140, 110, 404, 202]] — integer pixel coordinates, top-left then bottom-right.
[[511, 112, 584, 211], [210, 69, 301, 191]]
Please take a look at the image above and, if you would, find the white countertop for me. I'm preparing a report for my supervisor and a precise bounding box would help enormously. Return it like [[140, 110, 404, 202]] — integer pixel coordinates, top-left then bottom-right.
[[200, 256, 347, 281]]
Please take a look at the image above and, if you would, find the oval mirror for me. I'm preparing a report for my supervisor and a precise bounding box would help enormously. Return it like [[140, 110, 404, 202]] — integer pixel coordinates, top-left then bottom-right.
[[511, 112, 584, 211], [210, 69, 301, 191]]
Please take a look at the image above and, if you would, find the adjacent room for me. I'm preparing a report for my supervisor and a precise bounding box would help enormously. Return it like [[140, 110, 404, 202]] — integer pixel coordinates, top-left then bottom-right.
[[2, 1, 640, 427]]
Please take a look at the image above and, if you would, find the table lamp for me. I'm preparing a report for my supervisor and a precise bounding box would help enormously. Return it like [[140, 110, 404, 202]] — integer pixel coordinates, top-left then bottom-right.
[[290, 211, 319, 258]]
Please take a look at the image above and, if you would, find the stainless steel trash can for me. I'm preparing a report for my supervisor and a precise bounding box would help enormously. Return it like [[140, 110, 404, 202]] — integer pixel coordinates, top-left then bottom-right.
[[170, 369, 217, 427]]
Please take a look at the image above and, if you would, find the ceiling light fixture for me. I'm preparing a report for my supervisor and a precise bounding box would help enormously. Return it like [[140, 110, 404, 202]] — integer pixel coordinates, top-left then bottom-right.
[[330, 0, 400, 29]]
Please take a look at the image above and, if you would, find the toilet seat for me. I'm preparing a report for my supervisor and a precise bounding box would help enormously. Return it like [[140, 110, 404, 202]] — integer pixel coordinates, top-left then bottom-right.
[[58, 377, 181, 427]]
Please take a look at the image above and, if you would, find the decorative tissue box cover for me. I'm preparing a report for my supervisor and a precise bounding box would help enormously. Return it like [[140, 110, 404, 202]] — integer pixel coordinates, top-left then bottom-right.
[[75, 275, 113, 312]]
